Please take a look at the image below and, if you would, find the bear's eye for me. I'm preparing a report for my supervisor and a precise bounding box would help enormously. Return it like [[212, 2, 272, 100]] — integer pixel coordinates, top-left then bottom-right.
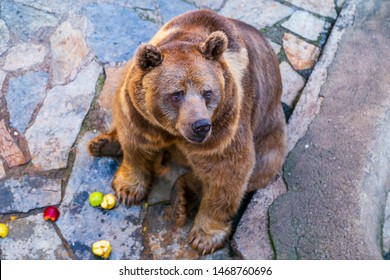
[[171, 91, 184, 102], [203, 90, 213, 101]]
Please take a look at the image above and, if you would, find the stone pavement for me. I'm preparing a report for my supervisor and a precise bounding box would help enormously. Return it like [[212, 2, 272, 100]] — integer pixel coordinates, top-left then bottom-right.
[[269, 0, 390, 259], [1, 0, 381, 260]]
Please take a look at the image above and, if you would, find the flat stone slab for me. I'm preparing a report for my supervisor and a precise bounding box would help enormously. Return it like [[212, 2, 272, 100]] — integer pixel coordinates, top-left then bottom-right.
[[50, 21, 91, 85], [187, 0, 224, 10], [57, 133, 143, 260], [220, 0, 294, 30], [2, 43, 46, 72], [6, 71, 48, 132], [283, 33, 320, 71], [284, 0, 337, 18], [269, 0, 390, 259], [0, 20, 10, 56], [67, 0, 157, 12], [156, 0, 196, 23], [98, 65, 127, 130], [0, 174, 62, 214], [0, 214, 71, 259], [232, 177, 286, 259], [13, 0, 71, 14], [25, 60, 102, 171], [144, 203, 233, 259], [383, 193, 390, 254], [0, 119, 27, 168], [84, 3, 158, 63], [280, 61, 305, 107], [281, 10, 327, 42], [1, 0, 59, 41], [267, 40, 281, 55]]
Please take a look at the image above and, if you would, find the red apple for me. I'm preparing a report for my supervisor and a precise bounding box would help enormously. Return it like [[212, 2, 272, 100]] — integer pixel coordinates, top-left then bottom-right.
[[43, 206, 60, 222]]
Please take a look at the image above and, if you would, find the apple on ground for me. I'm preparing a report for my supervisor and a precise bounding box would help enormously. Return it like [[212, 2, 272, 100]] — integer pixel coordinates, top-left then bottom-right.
[[0, 223, 8, 238], [101, 194, 116, 210], [92, 240, 112, 259], [43, 206, 60, 222], [89, 192, 104, 207]]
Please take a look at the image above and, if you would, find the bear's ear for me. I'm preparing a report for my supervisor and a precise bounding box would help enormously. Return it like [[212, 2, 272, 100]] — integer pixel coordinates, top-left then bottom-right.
[[200, 31, 228, 60], [136, 44, 163, 71]]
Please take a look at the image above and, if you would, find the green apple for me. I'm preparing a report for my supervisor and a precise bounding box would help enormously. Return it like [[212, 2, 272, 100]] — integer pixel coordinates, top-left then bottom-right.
[[89, 192, 104, 207]]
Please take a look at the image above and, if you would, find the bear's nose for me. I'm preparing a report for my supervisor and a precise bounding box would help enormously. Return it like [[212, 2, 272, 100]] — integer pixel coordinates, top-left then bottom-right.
[[192, 119, 211, 136]]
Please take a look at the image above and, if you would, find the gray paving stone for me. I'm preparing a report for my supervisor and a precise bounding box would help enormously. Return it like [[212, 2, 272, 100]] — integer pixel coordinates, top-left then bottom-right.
[[50, 21, 91, 85], [280, 61, 305, 107], [0, 214, 71, 260], [144, 204, 233, 259], [232, 177, 286, 259], [84, 3, 158, 63], [25, 61, 102, 171], [281, 10, 327, 41], [1, 0, 59, 41], [2, 43, 46, 72], [0, 119, 27, 168], [0, 175, 62, 214], [147, 174, 180, 205], [267, 39, 281, 55], [186, 0, 224, 10], [98, 65, 126, 130], [147, 155, 188, 205], [57, 132, 143, 260], [337, 0, 346, 8], [13, 0, 70, 14], [6, 71, 48, 132], [383, 192, 390, 254], [220, 0, 294, 30], [0, 20, 10, 56], [285, 0, 337, 18], [118, 0, 156, 9], [156, 0, 196, 23], [68, 0, 156, 12]]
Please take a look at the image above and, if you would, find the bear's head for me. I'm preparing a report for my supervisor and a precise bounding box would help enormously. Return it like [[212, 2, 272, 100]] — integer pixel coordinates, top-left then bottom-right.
[[132, 31, 229, 144]]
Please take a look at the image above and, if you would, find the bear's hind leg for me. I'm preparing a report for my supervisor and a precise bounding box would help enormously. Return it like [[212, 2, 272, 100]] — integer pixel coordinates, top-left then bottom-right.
[[87, 128, 123, 157], [247, 121, 286, 192]]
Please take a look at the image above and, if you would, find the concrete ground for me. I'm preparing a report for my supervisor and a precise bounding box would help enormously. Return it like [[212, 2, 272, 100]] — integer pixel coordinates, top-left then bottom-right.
[[269, 0, 390, 259], [1, 0, 388, 260]]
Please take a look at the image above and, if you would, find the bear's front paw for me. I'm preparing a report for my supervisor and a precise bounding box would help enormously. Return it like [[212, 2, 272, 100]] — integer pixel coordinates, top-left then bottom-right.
[[112, 173, 149, 206], [187, 224, 228, 255], [88, 133, 122, 157]]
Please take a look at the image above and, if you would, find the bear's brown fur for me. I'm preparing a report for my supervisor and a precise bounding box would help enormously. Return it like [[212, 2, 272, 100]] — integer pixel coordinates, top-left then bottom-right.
[[88, 10, 287, 254]]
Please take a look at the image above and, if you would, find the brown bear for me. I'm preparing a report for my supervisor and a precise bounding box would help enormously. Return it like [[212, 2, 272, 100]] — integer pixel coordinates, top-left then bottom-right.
[[88, 9, 287, 254]]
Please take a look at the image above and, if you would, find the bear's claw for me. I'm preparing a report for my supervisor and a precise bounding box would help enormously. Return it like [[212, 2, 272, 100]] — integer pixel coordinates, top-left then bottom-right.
[[187, 226, 227, 255], [112, 174, 148, 206], [87, 132, 123, 157], [88, 138, 108, 156]]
